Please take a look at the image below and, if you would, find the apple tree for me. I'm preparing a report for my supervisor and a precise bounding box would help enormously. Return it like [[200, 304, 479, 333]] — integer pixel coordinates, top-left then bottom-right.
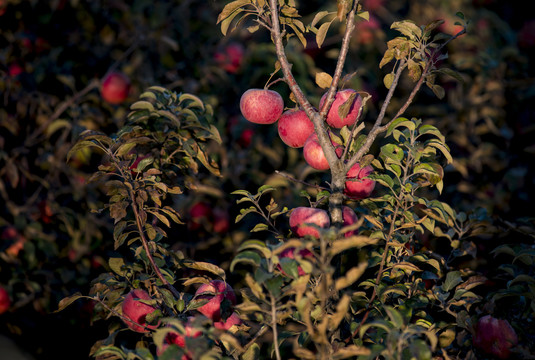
[[56, 0, 530, 359]]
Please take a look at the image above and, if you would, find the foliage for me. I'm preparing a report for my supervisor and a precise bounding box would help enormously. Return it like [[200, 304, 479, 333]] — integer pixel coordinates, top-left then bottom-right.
[[1, 0, 535, 359]]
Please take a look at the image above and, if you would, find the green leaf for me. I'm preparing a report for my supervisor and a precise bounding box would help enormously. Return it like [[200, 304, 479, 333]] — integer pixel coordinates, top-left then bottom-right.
[[391, 20, 422, 40], [54, 292, 85, 313], [184, 261, 226, 280], [383, 73, 394, 89], [237, 240, 272, 259], [109, 257, 126, 276], [386, 117, 415, 137], [230, 251, 262, 272], [384, 306, 404, 328], [443, 271, 462, 291], [425, 139, 452, 164], [250, 223, 269, 233]]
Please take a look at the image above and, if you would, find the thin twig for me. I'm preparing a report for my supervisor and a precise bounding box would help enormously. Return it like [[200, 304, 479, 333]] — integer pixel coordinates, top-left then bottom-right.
[[275, 170, 329, 191]]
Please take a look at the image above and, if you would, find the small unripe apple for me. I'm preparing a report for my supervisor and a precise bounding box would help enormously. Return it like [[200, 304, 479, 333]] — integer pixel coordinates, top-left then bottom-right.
[[474, 315, 518, 359], [214, 312, 242, 331], [194, 280, 236, 321], [277, 109, 315, 148], [122, 289, 160, 333], [289, 207, 330, 238], [342, 206, 359, 237], [303, 133, 343, 170], [240, 88, 284, 124], [319, 89, 362, 128], [0, 286, 10, 314], [344, 163, 376, 200], [278, 247, 315, 276], [101, 71, 131, 104], [157, 317, 202, 360]]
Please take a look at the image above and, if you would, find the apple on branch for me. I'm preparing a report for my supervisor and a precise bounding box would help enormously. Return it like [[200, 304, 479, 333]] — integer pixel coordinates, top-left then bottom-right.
[[303, 133, 343, 171], [240, 88, 284, 124], [157, 317, 202, 360], [193, 280, 237, 322], [121, 289, 160, 333], [289, 207, 330, 238], [277, 108, 315, 148], [344, 163, 376, 200], [320, 89, 362, 128], [342, 206, 360, 237]]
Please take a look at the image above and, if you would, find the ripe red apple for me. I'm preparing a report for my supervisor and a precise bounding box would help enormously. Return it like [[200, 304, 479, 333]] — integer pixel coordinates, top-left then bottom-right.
[[214, 43, 245, 73], [344, 163, 376, 200], [188, 202, 213, 231], [214, 312, 242, 331], [289, 207, 330, 238], [122, 289, 160, 333], [0, 286, 10, 314], [354, 16, 381, 45], [278, 247, 315, 276], [194, 280, 236, 321], [157, 317, 202, 360], [277, 109, 315, 148], [474, 315, 518, 359], [342, 206, 359, 237], [319, 89, 362, 128], [240, 88, 284, 124], [101, 71, 131, 104], [303, 133, 343, 170]]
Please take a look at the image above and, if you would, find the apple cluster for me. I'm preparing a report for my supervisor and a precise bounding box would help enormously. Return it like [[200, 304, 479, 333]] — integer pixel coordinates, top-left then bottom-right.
[[239, 88, 376, 200], [121, 281, 242, 358]]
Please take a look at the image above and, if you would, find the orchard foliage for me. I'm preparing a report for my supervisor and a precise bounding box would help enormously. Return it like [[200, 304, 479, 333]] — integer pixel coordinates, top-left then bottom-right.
[[2, 0, 535, 359]]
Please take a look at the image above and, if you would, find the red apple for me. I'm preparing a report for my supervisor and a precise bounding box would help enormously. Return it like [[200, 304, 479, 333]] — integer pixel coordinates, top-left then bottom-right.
[[344, 163, 376, 200], [277, 109, 315, 148], [303, 133, 343, 170], [213, 208, 230, 234], [354, 16, 381, 45], [474, 315, 518, 359], [278, 247, 315, 276], [101, 71, 131, 104], [214, 312, 242, 331], [214, 43, 245, 73], [188, 202, 213, 231], [8, 63, 24, 77], [157, 317, 202, 360], [122, 289, 160, 333], [0, 286, 10, 314], [238, 128, 254, 148], [320, 89, 362, 128], [342, 206, 359, 237], [240, 88, 284, 124], [194, 280, 236, 321], [289, 207, 330, 238]]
